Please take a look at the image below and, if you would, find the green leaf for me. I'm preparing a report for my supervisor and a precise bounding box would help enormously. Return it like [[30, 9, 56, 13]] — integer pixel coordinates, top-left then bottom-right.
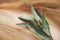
[[18, 15, 43, 30], [30, 4, 42, 27], [30, 4, 42, 20], [18, 15, 33, 23], [16, 23, 27, 27], [27, 24, 49, 40], [41, 13, 50, 36], [18, 15, 38, 27], [18, 4, 51, 40]]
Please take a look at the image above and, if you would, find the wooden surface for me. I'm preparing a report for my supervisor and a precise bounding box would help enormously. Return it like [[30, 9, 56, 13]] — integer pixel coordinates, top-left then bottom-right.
[[0, 0, 60, 40], [0, 10, 41, 40]]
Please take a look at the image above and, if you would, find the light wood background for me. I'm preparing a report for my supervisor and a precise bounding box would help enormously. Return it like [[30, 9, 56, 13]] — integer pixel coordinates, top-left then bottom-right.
[[0, 0, 60, 40]]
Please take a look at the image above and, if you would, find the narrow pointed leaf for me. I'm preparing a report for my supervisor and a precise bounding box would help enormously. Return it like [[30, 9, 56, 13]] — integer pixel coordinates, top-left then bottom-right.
[[18, 15, 33, 23], [18, 4, 51, 40], [30, 4, 41, 20], [27, 24, 49, 40], [35, 9, 42, 18], [41, 13, 50, 36], [18, 15, 39, 27], [16, 23, 27, 27]]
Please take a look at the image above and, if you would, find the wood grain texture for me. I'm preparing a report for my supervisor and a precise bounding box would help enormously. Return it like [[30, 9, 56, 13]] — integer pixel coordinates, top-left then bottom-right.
[[0, 0, 60, 40], [0, 10, 41, 40]]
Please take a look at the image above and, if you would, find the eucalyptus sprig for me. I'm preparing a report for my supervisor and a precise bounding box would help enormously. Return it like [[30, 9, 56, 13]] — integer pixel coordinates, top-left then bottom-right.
[[17, 4, 53, 40]]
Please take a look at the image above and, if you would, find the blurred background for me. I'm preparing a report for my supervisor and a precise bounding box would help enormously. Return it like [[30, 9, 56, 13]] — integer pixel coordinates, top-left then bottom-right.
[[0, 0, 60, 40]]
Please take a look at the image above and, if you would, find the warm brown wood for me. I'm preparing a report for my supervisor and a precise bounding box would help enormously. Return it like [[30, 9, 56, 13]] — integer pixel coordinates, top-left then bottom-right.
[[0, 11, 41, 40], [0, 0, 60, 40]]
